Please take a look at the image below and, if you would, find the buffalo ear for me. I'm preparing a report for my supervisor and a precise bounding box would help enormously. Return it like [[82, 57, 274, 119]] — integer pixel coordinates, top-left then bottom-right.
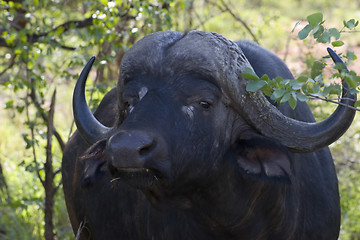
[[230, 137, 292, 181], [80, 140, 108, 187]]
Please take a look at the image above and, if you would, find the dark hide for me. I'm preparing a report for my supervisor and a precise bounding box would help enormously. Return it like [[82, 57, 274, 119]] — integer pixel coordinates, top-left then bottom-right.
[[62, 37, 340, 239]]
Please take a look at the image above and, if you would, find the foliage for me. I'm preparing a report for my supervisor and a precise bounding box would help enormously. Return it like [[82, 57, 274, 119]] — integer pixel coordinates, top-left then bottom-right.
[[245, 12, 360, 110], [338, 161, 360, 240], [1, 0, 176, 239]]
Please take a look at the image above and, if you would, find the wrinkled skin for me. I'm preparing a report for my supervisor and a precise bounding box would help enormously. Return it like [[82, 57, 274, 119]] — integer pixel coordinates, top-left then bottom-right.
[[62, 34, 341, 239]]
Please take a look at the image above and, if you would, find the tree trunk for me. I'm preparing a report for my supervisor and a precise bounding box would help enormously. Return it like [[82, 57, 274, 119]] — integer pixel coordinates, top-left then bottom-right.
[[44, 90, 56, 240], [0, 160, 10, 203]]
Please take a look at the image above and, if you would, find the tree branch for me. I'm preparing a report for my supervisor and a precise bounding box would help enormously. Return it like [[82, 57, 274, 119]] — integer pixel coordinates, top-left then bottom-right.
[[0, 17, 94, 48], [29, 83, 66, 152], [28, 17, 94, 44], [215, 0, 260, 44]]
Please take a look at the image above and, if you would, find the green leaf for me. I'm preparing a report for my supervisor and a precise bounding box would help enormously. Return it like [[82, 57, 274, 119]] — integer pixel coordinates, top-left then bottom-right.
[[345, 77, 357, 89], [5, 100, 14, 109], [355, 100, 360, 108], [344, 19, 357, 29], [307, 12, 323, 27], [280, 79, 290, 85], [296, 93, 309, 102], [241, 67, 260, 81], [242, 73, 260, 81], [273, 76, 284, 84], [322, 85, 333, 96], [297, 76, 308, 83], [346, 51, 357, 61], [329, 84, 342, 95], [260, 74, 270, 81], [311, 61, 325, 79], [55, 26, 64, 35], [312, 24, 324, 38], [334, 63, 346, 72], [27, 61, 34, 69], [288, 96, 297, 109], [16, 105, 25, 114], [290, 80, 303, 90], [298, 24, 313, 40], [292, 20, 302, 33], [246, 80, 267, 92], [280, 92, 291, 104], [329, 28, 340, 40], [331, 40, 344, 47], [18, 32, 27, 43], [316, 31, 330, 43], [272, 88, 286, 99], [350, 88, 359, 95]]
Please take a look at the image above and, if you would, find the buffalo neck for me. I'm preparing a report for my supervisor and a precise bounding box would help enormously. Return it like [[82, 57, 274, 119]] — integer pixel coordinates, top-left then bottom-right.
[[182, 157, 298, 239]]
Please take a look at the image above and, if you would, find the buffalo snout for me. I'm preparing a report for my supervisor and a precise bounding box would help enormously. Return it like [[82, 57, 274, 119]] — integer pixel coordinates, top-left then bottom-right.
[[106, 130, 170, 190], [107, 130, 156, 169]]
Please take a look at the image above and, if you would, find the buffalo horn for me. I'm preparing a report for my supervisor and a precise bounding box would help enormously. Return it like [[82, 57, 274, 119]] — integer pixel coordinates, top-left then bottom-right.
[[73, 57, 113, 144], [230, 48, 356, 152]]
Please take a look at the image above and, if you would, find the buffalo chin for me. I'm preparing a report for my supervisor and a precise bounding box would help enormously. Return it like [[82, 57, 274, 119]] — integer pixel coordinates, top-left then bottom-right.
[[109, 167, 170, 208], [109, 167, 163, 189]]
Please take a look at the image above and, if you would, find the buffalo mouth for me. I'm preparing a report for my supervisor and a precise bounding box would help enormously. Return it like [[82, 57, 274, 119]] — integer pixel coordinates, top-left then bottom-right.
[[108, 166, 165, 189]]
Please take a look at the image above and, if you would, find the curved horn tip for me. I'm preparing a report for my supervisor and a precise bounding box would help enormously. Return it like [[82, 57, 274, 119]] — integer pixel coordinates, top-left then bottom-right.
[[327, 48, 343, 62], [84, 56, 96, 68], [327, 47, 349, 73], [85, 56, 96, 68], [327, 47, 339, 61]]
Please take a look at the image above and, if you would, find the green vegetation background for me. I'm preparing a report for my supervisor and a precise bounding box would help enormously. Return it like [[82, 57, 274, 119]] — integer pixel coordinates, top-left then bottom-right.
[[0, 0, 359, 239]]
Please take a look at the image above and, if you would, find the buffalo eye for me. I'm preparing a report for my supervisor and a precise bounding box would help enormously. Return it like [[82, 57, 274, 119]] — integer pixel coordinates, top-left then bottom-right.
[[199, 101, 211, 109], [124, 98, 137, 113]]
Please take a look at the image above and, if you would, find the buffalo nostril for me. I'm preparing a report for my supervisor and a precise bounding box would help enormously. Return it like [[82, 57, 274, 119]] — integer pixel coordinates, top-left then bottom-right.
[[107, 130, 156, 168], [139, 140, 155, 156]]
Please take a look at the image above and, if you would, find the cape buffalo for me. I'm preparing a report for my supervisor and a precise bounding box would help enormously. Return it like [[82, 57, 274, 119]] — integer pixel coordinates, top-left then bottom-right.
[[62, 30, 356, 240]]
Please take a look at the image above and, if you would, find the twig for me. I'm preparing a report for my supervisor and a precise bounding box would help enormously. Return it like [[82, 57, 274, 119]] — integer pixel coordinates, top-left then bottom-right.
[[75, 219, 88, 240], [184, 0, 195, 31], [216, 0, 260, 44], [283, 34, 292, 62], [29, 84, 65, 152], [307, 94, 360, 111], [110, 177, 121, 183], [49, 39, 76, 51], [54, 178, 62, 194], [0, 53, 16, 77], [192, 9, 227, 30], [340, 30, 360, 33], [25, 69, 45, 187]]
